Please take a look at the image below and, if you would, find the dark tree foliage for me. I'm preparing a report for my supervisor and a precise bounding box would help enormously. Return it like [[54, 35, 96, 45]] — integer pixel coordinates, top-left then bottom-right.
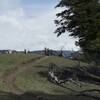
[[55, 0, 100, 62]]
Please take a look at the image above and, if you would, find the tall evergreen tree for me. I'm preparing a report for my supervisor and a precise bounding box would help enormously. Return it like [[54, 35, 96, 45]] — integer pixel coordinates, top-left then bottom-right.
[[55, 0, 100, 62]]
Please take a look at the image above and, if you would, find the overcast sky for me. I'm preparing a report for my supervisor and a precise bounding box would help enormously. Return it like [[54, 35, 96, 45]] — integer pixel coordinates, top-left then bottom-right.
[[0, 0, 79, 51]]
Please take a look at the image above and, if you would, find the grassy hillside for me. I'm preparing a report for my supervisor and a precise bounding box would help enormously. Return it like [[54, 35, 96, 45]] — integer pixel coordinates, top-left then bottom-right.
[[15, 56, 100, 100], [0, 54, 99, 100], [0, 54, 42, 91]]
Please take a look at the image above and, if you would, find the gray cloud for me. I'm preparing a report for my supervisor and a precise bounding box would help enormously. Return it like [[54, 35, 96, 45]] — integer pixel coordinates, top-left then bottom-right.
[[0, 0, 79, 51]]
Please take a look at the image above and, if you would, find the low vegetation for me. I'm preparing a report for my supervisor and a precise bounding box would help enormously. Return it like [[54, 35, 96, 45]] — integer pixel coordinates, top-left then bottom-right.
[[0, 54, 99, 100]]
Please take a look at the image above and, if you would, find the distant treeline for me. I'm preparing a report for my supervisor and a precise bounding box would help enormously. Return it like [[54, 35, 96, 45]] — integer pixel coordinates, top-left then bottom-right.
[[0, 49, 83, 61], [0, 49, 34, 54]]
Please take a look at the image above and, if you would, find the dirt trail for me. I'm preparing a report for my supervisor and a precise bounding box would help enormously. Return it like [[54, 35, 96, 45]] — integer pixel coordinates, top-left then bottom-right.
[[3, 56, 48, 94]]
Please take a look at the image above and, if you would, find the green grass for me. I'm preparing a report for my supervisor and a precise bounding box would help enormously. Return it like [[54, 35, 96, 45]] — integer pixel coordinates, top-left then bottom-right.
[[35, 56, 88, 67], [16, 66, 70, 94], [0, 53, 42, 91], [0, 54, 99, 100], [15, 56, 100, 100], [0, 53, 41, 65]]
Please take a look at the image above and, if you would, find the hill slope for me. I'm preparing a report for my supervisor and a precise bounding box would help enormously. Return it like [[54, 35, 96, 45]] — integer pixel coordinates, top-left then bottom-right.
[[0, 54, 99, 100]]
